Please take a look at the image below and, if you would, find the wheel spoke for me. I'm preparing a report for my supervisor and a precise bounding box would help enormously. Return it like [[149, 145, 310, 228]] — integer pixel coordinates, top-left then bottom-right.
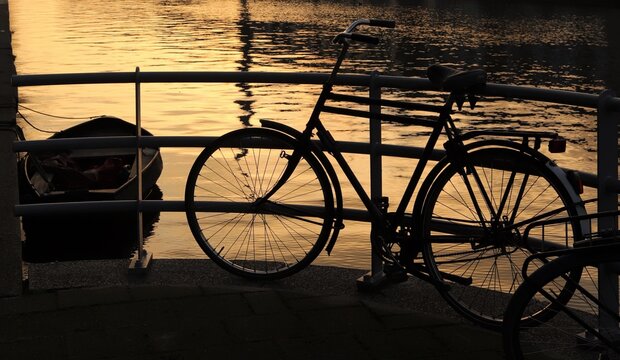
[[185, 129, 334, 279], [504, 254, 620, 360], [422, 147, 582, 328]]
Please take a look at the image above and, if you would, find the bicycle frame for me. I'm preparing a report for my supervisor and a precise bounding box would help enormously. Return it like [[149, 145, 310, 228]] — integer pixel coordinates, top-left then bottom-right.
[[259, 45, 461, 266], [183, 18, 589, 328], [257, 20, 569, 266]]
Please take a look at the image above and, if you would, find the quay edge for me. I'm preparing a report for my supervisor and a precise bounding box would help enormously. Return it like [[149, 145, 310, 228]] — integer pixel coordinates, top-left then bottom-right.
[[0, 0, 23, 297]]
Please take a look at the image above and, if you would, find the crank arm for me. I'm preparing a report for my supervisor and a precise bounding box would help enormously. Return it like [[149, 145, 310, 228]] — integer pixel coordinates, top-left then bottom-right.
[[255, 199, 326, 227], [406, 263, 472, 288], [405, 263, 449, 290]]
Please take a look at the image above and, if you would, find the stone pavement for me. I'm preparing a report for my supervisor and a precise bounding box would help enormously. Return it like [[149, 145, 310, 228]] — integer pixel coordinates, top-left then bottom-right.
[[1, 261, 505, 360], [0, 25, 504, 355]]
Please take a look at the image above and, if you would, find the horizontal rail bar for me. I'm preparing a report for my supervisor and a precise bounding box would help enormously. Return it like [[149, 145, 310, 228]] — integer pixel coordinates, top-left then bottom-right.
[[14, 200, 371, 221], [12, 136, 216, 152], [11, 72, 376, 87], [13, 135, 444, 159], [328, 93, 444, 113], [15, 199, 502, 236], [322, 105, 438, 127], [13, 135, 609, 190], [12, 71, 620, 225], [375, 77, 620, 111], [483, 83, 604, 109], [15, 200, 139, 215], [13, 136, 149, 152], [12, 71, 620, 110]]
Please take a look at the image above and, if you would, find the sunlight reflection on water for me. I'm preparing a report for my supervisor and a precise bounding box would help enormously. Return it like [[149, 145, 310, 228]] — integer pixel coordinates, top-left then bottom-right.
[[9, 0, 618, 268]]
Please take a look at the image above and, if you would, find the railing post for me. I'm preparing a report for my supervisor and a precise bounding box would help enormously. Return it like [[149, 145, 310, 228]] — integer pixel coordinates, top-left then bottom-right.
[[0, 0, 23, 297], [357, 71, 388, 290], [129, 67, 152, 273], [370, 72, 383, 276], [596, 89, 619, 332]]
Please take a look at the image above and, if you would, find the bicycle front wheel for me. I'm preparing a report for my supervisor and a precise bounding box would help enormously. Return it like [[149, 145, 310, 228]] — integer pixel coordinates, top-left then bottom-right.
[[420, 145, 582, 328], [185, 128, 334, 280], [504, 250, 620, 360]]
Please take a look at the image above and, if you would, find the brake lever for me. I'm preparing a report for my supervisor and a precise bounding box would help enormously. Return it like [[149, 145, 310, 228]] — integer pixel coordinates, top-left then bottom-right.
[[468, 94, 478, 110]]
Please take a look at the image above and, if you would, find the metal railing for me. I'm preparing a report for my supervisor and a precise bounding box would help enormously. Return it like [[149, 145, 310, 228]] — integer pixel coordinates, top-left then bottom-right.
[[11, 70, 620, 283]]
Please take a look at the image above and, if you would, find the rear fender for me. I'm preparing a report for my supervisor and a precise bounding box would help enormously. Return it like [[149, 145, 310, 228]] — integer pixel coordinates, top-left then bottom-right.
[[412, 139, 587, 244]]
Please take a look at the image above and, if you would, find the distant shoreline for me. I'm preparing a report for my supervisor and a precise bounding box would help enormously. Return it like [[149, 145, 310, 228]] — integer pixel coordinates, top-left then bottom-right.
[[440, 0, 620, 8]]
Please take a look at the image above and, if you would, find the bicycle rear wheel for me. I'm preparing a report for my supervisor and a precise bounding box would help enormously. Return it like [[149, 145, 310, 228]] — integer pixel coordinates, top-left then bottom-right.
[[185, 128, 334, 280], [420, 145, 583, 328], [504, 250, 620, 360]]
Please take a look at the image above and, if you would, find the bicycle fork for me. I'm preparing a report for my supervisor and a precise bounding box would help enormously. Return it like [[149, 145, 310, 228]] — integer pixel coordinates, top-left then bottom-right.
[[444, 127, 534, 251], [439, 93, 531, 254], [256, 41, 350, 207]]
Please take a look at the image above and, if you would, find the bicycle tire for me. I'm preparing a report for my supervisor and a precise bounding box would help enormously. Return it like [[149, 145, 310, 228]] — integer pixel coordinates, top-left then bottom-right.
[[185, 127, 335, 280], [420, 145, 583, 329], [503, 250, 620, 360]]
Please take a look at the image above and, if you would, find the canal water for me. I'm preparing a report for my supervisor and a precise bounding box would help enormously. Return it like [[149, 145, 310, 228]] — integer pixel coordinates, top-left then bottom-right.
[[9, 0, 620, 268]]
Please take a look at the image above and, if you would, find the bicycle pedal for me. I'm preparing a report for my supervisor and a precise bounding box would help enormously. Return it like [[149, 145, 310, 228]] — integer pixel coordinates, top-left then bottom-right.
[[387, 270, 408, 283], [467, 93, 478, 109], [383, 264, 408, 283], [455, 94, 466, 110]]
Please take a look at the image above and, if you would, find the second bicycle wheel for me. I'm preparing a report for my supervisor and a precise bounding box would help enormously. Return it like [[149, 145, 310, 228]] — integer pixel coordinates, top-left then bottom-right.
[[185, 128, 334, 280], [504, 249, 620, 360], [420, 145, 583, 328]]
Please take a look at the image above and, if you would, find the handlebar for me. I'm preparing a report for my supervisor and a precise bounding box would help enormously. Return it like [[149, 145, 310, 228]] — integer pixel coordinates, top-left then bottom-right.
[[369, 19, 396, 28], [350, 33, 380, 45], [333, 18, 396, 44]]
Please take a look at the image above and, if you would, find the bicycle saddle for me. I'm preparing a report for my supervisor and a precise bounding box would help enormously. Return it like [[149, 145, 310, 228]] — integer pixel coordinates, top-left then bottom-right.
[[427, 64, 486, 93]]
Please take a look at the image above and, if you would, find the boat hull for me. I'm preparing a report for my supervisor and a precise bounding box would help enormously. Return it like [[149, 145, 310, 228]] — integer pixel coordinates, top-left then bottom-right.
[[17, 116, 164, 262], [18, 116, 163, 203]]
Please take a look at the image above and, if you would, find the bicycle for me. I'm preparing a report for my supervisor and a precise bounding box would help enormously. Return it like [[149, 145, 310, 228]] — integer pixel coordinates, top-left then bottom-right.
[[185, 19, 586, 328], [503, 210, 620, 359]]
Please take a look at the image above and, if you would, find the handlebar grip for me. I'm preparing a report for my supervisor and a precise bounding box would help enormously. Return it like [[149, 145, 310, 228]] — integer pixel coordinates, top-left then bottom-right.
[[369, 19, 396, 28], [350, 33, 380, 45]]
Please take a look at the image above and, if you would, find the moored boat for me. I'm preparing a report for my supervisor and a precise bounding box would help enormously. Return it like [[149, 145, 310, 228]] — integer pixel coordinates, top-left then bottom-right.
[[18, 116, 163, 203]]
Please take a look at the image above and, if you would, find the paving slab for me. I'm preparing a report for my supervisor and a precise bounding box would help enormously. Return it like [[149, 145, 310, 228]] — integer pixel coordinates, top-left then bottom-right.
[[1, 261, 506, 360]]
